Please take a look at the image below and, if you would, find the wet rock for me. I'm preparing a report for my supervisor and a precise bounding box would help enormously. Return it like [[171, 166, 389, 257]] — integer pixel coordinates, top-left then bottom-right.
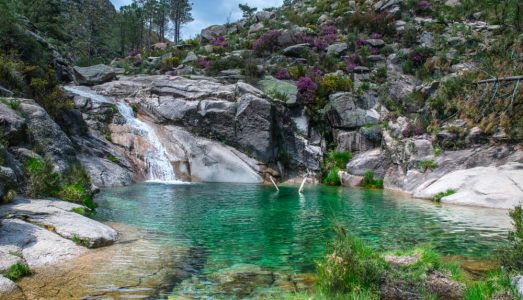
[[339, 171, 363, 187], [209, 264, 275, 298], [74, 64, 116, 86], [425, 272, 465, 300]]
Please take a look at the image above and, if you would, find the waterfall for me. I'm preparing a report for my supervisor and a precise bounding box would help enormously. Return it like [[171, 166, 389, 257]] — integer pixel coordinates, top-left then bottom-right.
[[115, 103, 177, 182], [64, 85, 178, 183]]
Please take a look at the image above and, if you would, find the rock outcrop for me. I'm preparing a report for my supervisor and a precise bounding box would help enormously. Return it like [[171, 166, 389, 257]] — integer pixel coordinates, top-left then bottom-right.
[[74, 64, 116, 86]]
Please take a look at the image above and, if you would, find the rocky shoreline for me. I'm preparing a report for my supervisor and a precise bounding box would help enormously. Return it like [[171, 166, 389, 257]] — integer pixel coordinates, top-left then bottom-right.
[[0, 198, 117, 296]]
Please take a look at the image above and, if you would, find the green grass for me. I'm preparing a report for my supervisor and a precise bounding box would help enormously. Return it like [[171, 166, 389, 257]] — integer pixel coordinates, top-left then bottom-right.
[[322, 152, 352, 186], [24, 157, 61, 198], [419, 160, 439, 172], [361, 171, 384, 189], [4, 262, 31, 281], [107, 154, 119, 164], [71, 234, 90, 247], [433, 189, 457, 202]]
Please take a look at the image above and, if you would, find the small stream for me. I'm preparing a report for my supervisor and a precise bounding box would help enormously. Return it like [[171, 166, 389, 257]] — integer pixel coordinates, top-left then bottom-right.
[[93, 183, 511, 299]]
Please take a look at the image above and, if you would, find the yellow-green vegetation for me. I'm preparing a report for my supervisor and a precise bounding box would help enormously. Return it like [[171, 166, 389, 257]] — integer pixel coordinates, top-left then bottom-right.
[[433, 189, 457, 202], [24, 157, 61, 198], [4, 262, 31, 281], [71, 234, 90, 247], [498, 205, 523, 272], [25, 158, 96, 212], [1, 189, 17, 204], [420, 159, 439, 172], [319, 74, 353, 96], [107, 154, 120, 164], [361, 171, 384, 189], [316, 226, 385, 297], [278, 223, 519, 300], [322, 151, 352, 186]]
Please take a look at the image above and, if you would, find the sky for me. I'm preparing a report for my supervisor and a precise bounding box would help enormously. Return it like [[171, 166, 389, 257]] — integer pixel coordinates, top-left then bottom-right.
[[110, 0, 284, 40]]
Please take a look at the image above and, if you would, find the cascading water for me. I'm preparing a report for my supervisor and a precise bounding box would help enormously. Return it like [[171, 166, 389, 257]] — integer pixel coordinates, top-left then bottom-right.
[[115, 103, 177, 182], [64, 86, 178, 182]]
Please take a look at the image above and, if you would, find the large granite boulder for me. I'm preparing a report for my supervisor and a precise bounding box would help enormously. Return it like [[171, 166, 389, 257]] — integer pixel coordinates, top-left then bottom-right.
[[200, 25, 226, 43], [74, 64, 116, 86], [346, 149, 391, 178], [19, 99, 76, 172], [324, 92, 380, 129], [0, 102, 25, 142], [257, 76, 298, 106]]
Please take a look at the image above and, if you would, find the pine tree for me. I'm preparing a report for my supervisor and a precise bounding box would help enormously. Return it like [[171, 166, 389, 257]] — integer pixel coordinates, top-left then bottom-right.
[[169, 0, 193, 44]]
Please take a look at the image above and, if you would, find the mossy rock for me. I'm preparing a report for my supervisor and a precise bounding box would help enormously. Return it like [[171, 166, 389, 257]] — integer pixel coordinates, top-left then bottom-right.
[[257, 76, 298, 106]]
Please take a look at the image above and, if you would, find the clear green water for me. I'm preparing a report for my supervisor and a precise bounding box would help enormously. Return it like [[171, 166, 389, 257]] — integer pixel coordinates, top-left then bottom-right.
[[94, 183, 510, 296]]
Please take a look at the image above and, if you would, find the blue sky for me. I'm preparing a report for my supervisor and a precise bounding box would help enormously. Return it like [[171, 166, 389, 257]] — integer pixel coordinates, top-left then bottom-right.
[[110, 0, 284, 39]]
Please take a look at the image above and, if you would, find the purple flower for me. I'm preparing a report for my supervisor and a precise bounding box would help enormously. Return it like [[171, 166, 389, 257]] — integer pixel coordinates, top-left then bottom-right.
[[134, 58, 142, 66], [320, 25, 337, 36], [402, 123, 413, 137], [416, 0, 432, 15], [274, 69, 291, 80], [415, 125, 426, 135], [324, 33, 337, 43], [129, 49, 140, 57], [253, 30, 282, 55], [369, 46, 379, 55], [307, 67, 325, 81], [212, 36, 228, 47], [169, 70, 178, 76], [355, 37, 368, 50], [195, 57, 214, 69], [313, 38, 328, 51], [297, 76, 318, 104]]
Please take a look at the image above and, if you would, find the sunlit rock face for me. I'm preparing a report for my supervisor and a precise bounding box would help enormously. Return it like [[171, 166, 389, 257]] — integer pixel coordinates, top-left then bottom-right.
[[64, 75, 322, 185]]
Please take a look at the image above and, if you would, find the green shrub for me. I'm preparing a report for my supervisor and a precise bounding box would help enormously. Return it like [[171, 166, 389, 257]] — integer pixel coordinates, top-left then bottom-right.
[[432, 189, 456, 202], [288, 64, 307, 80], [317, 226, 385, 296], [107, 154, 120, 164], [71, 234, 90, 247], [5, 262, 31, 281], [71, 207, 91, 217], [361, 171, 384, 189], [419, 160, 438, 172], [319, 74, 353, 96], [25, 157, 61, 198], [2, 189, 16, 204], [498, 205, 523, 272], [323, 168, 341, 186]]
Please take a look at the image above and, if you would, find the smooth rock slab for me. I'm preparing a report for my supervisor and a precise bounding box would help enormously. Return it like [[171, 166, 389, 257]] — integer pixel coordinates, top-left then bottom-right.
[[0, 198, 118, 248], [0, 219, 85, 268], [414, 162, 523, 209]]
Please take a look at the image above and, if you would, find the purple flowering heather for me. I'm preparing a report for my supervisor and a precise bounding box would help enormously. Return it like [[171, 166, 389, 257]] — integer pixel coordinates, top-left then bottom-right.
[[313, 38, 328, 51], [253, 30, 282, 55], [355, 37, 368, 50], [129, 49, 140, 57], [212, 36, 228, 47], [196, 57, 214, 69], [169, 70, 178, 76], [274, 69, 291, 80], [416, 0, 433, 15], [369, 46, 379, 55], [297, 76, 318, 104], [320, 24, 337, 36], [415, 125, 426, 135], [307, 67, 325, 81], [324, 33, 337, 43]]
